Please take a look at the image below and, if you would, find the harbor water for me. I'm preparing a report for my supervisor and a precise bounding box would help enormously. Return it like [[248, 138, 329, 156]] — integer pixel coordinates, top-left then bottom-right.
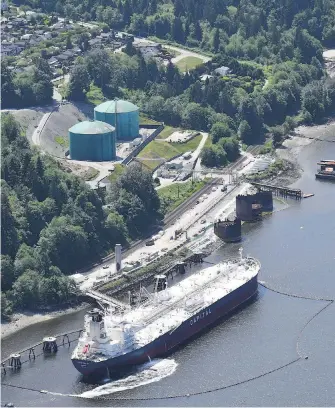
[[1, 126, 335, 406]]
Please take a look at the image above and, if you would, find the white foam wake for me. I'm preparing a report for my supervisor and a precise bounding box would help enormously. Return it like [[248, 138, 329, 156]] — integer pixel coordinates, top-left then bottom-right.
[[79, 358, 178, 399]]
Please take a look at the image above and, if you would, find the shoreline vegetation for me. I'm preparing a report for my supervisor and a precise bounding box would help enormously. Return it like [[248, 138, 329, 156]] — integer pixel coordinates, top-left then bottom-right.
[[1, 303, 87, 340], [3, 119, 334, 340], [2, 0, 334, 340]]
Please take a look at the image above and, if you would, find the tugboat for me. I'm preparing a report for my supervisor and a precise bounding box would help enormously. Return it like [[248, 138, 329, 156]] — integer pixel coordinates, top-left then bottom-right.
[[315, 160, 335, 181]]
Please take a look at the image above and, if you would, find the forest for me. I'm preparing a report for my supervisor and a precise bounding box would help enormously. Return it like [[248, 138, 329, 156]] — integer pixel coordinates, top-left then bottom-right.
[[1, 114, 161, 317], [2, 57, 53, 109], [2, 0, 335, 316]]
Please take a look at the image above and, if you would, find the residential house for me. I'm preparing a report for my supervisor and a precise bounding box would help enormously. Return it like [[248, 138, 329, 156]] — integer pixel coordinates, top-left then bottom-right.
[[200, 74, 213, 81], [88, 38, 102, 48], [51, 22, 73, 32], [100, 32, 113, 42], [72, 46, 82, 55], [1, 44, 21, 56], [134, 41, 161, 60], [26, 11, 38, 18], [43, 31, 52, 39], [214, 66, 230, 76], [12, 18, 27, 27], [20, 33, 33, 40], [13, 41, 26, 52], [48, 56, 61, 69], [56, 53, 72, 65]]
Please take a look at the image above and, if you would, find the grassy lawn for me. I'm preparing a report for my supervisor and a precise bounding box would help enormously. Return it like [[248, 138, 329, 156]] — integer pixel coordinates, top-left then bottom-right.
[[170, 134, 202, 153], [137, 134, 202, 170], [156, 125, 178, 140], [139, 113, 160, 125], [54, 136, 69, 147], [86, 84, 105, 105], [175, 56, 203, 72], [84, 168, 100, 181], [159, 180, 206, 214], [204, 134, 212, 148], [108, 163, 126, 183], [163, 47, 181, 58]]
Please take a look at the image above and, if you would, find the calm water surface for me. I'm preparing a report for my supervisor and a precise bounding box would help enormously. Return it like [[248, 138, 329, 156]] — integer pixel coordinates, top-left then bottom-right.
[[2, 128, 335, 406]]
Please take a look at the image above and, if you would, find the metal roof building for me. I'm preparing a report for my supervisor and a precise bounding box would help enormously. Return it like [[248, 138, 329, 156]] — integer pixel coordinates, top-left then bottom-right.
[[94, 99, 139, 141], [69, 120, 116, 162]]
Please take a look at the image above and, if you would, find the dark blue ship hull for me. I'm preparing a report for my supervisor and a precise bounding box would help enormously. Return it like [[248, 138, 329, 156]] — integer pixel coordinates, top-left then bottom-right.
[[72, 273, 258, 377]]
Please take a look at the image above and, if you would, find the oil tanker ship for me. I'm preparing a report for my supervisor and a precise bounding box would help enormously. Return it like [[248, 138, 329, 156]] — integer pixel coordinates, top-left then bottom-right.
[[72, 251, 260, 377]]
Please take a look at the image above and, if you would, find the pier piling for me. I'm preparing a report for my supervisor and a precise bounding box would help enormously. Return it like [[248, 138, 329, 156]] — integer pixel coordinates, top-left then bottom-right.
[[28, 348, 35, 360], [9, 354, 21, 369], [42, 337, 58, 353]]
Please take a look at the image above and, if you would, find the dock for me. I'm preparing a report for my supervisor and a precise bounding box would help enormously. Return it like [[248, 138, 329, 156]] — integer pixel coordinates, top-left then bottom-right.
[[250, 182, 303, 200]]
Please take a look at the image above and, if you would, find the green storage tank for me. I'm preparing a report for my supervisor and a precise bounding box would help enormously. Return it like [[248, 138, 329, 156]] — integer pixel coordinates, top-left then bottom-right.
[[94, 99, 139, 141], [69, 121, 116, 161]]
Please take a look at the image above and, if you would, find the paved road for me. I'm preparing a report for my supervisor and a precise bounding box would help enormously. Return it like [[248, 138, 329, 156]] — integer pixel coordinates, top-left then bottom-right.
[[167, 45, 211, 64], [31, 111, 53, 145]]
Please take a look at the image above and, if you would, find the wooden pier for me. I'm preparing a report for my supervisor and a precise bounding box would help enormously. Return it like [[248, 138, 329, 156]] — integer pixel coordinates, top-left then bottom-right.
[[250, 182, 303, 200]]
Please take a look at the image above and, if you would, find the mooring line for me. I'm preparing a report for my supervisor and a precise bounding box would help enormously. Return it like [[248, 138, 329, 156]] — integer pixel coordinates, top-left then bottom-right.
[[296, 300, 334, 359], [3, 298, 334, 402], [3, 285, 334, 401], [259, 281, 335, 302], [2, 358, 301, 401]]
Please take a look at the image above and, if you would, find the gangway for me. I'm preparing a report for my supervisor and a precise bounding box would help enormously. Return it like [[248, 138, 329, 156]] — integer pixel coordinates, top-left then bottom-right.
[[86, 289, 130, 311]]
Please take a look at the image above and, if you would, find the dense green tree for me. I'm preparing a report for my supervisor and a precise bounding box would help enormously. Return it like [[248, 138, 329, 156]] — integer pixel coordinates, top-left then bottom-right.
[[85, 49, 112, 89], [66, 34, 73, 49], [1, 255, 16, 291], [238, 120, 253, 144], [171, 17, 185, 43], [210, 122, 233, 143], [201, 145, 228, 167], [105, 212, 128, 245], [1, 59, 17, 108], [67, 64, 91, 100], [301, 80, 331, 121], [212, 28, 220, 53], [182, 103, 209, 130], [218, 137, 240, 162]]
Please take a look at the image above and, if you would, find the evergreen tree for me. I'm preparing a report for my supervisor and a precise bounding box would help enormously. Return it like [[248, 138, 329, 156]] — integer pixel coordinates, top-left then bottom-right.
[[212, 28, 220, 53]]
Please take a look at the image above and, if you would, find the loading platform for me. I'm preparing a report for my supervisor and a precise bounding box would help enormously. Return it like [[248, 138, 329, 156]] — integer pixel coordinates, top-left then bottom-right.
[[85, 289, 130, 311], [250, 182, 303, 200]]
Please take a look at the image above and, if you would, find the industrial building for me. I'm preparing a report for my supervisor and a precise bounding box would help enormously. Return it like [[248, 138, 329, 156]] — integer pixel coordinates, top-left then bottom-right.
[[94, 99, 139, 141], [69, 120, 116, 162]]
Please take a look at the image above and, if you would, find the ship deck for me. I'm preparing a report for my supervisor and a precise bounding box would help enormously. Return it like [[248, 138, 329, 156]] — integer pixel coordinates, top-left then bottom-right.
[[73, 258, 260, 362]]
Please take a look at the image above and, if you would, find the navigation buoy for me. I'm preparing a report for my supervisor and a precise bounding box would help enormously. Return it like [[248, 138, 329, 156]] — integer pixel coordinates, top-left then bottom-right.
[[43, 336, 58, 353], [9, 353, 21, 369]]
